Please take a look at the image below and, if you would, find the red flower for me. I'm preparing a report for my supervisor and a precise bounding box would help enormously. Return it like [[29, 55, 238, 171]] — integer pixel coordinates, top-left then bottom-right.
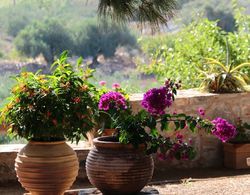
[[73, 97, 81, 103]]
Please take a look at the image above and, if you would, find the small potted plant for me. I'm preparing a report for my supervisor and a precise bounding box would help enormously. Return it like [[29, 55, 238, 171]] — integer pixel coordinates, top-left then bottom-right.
[[0, 52, 96, 195], [86, 79, 237, 194], [222, 117, 250, 169]]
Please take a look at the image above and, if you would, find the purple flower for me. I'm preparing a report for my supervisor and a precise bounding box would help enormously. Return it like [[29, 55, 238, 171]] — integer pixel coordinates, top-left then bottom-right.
[[212, 117, 237, 142], [198, 108, 205, 117], [141, 87, 173, 115], [98, 91, 127, 111]]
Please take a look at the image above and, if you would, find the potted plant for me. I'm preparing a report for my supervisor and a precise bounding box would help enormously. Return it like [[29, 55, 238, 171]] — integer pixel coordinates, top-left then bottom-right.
[[222, 118, 250, 169], [0, 52, 96, 195], [86, 82, 131, 146], [86, 79, 237, 194]]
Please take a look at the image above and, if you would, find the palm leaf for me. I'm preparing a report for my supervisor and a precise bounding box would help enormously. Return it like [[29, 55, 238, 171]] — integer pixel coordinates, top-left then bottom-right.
[[233, 75, 248, 86], [205, 58, 228, 72], [98, 0, 177, 29], [230, 62, 250, 73]]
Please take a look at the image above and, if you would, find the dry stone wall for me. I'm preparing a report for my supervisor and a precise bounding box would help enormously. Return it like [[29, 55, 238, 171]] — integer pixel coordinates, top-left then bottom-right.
[[131, 90, 250, 169]]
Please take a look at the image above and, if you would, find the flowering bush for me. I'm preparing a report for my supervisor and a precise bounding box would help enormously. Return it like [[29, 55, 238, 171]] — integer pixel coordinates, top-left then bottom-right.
[[94, 81, 131, 132], [105, 79, 238, 160], [99, 91, 127, 111], [0, 52, 96, 142]]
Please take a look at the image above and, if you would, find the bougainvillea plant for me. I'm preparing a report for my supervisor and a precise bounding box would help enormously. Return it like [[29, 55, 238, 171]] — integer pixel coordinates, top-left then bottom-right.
[[107, 79, 237, 160], [0, 52, 96, 143], [94, 81, 131, 132]]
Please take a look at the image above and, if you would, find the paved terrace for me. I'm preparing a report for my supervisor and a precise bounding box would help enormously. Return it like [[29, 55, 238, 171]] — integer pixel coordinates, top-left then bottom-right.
[[0, 168, 250, 195]]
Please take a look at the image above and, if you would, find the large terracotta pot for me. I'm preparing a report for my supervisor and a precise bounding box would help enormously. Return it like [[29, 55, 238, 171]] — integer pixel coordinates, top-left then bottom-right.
[[86, 136, 154, 195], [15, 141, 79, 195]]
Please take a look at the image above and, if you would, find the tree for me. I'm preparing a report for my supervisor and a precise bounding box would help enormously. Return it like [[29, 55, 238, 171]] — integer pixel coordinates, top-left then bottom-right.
[[15, 19, 73, 64], [74, 21, 137, 58]]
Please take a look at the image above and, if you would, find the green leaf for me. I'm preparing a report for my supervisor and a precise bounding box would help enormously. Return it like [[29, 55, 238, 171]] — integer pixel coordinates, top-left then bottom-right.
[[174, 121, 180, 130]]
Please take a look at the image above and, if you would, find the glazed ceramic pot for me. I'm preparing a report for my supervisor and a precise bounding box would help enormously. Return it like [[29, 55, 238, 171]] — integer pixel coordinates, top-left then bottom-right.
[[15, 141, 79, 195], [86, 136, 154, 195]]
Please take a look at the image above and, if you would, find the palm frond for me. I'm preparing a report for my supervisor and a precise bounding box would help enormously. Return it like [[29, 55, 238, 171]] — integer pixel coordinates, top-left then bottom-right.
[[98, 0, 177, 29], [230, 62, 250, 73], [205, 58, 228, 72]]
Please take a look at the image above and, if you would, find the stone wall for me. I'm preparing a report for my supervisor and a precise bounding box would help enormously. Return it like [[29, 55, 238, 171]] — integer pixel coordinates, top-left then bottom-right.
[[1, 90, 249, 183], [131, 90, 250, 169]]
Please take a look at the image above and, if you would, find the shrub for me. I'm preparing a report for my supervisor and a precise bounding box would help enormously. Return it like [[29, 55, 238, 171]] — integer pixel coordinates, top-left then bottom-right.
[[14, 19, 73, 64], [138, 17, 250, 89], [73, 21, 137, 58]]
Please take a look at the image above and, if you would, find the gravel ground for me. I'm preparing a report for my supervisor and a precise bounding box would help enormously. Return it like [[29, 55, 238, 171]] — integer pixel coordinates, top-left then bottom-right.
[[1, 168, 250, 195], [151, 175, 250, 195]]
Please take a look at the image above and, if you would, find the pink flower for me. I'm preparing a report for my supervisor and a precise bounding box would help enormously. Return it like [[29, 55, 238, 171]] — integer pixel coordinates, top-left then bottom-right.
[[112, 83, 120, 89], [99, 81, 106, 86], [198, 108, 205, 117]]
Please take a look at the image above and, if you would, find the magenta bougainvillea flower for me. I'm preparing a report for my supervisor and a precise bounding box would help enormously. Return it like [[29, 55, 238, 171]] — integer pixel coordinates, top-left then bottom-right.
[[212, 117, 237, 142], [98, 91, 127, 111], [198, 108, 205, 116], [141, 87, 173, 115]]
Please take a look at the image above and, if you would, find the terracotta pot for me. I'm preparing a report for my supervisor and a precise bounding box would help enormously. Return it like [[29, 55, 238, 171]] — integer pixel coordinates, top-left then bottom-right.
[[223, 142, 250, 169], [86, 128, 117, 147], [86, 136, 154, 195], [15, 141, 79, 195]]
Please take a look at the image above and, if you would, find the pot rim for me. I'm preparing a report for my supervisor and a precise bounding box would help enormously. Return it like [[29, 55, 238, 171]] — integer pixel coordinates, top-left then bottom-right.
[[93, 136, 146, 150], [28, 140, 66, 145]]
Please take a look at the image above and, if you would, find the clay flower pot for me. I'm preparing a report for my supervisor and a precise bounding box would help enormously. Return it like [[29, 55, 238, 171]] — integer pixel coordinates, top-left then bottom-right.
[[223, 142, 250, 169], [86, 136, 154, 195], [15, 141, 79, 195]]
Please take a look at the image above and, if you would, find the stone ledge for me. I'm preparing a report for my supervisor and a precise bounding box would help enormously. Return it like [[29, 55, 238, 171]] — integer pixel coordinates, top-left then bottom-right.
[[0, 141, 91, 153]]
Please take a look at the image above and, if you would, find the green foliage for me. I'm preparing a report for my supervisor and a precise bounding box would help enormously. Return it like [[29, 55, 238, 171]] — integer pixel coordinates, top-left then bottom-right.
[[0, 0, 98, 36], [139, 18, 226, 89], [0, 73, 16, 106], [7, 15, 31, 37], [15, 19, 73, 64], [116, 109, 213, 158], [74, 21, 137, 58], [138, 16, 250, 90], [230, 118, 250, 143], [0, 52, 97, 142]]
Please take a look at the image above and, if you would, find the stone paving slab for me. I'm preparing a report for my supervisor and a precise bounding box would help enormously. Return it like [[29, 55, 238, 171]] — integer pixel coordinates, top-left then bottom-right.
[[24, 187, 159, 195]]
